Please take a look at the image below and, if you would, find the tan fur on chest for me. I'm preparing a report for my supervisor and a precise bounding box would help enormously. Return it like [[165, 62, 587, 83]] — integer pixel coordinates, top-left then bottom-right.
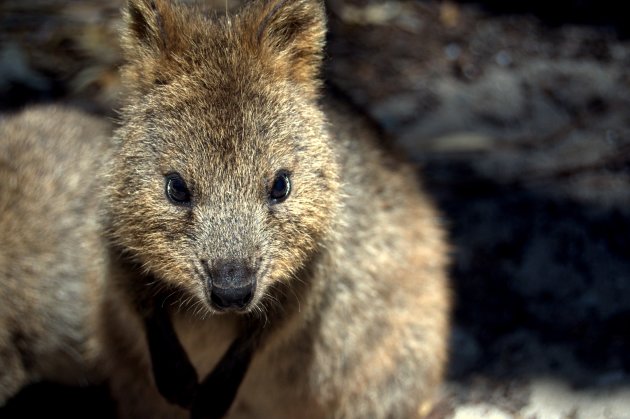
[[172, 313, 239, 377]]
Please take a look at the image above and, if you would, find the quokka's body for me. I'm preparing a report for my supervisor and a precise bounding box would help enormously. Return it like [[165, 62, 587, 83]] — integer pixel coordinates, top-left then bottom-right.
[[101, 0, 451, 417], [0, 107, 111, 403], [0, 0, 451, 417]]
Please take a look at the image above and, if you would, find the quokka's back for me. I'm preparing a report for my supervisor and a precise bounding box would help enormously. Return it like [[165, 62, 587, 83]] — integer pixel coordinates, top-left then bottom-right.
[[0, 106, 112, 404]]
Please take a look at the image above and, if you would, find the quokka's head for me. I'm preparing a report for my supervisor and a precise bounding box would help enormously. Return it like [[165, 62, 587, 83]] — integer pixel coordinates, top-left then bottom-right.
[[107, 0, 340, 314]]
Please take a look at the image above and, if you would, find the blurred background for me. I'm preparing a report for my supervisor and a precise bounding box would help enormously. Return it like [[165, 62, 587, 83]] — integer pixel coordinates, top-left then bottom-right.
[[1, 0, 630, 417]]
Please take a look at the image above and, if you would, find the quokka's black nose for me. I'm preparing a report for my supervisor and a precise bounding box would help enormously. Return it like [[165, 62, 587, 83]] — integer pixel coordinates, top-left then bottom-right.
[[208, 260, 256, 310], [210, 285, 254, 310]]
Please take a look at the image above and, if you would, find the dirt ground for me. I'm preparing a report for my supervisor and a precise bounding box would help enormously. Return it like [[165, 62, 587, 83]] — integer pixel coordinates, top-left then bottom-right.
[[2, 1, 630, 418]]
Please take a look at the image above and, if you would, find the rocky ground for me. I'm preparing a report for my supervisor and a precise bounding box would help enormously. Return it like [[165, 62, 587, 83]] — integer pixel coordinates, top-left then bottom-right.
[[2, 0, 630, 418]]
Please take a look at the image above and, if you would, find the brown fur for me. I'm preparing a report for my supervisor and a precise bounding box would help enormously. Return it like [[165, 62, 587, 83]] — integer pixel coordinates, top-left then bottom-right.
[[0, 0, 450, 416], [100, 0, 451, 417], [0, 106, 112, 403]]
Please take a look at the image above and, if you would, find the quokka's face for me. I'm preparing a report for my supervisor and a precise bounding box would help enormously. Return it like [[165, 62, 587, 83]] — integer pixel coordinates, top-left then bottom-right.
[[109, 73, 339, 314], [108, 0, 336, 314]]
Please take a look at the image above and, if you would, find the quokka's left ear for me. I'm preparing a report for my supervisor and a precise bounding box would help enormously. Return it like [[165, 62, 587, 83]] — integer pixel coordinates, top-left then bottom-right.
[[122, 0, 180, 60], [120, 0, 189, 90], [241, 0, 327, 97]]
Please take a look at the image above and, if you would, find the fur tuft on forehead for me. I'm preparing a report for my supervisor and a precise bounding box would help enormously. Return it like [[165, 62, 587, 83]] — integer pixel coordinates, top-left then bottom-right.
[[121, 0, 326, 98]]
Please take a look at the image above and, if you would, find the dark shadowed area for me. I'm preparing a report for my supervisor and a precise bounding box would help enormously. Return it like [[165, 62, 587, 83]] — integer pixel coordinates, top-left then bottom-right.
[[1, 0, 630, 417]]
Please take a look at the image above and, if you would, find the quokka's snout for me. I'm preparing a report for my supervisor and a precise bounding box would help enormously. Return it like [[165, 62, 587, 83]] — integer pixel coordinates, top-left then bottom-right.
[[202, 259, 257, 311]]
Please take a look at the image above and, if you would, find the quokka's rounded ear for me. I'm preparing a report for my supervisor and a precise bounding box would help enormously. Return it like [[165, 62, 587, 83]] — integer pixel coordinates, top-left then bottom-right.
[[121, 0, 177, 60], [243, 0, 327, 96]]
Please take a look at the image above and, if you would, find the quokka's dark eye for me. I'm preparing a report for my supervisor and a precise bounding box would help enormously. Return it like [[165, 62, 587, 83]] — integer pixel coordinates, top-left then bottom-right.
[[165, 173, 191, 204], [269, 170, 291, 203]]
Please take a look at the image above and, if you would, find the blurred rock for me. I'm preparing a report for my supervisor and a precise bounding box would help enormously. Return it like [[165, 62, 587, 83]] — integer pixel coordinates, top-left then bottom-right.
[[451, 404, 512, 419], [522, 378, 630, 418]]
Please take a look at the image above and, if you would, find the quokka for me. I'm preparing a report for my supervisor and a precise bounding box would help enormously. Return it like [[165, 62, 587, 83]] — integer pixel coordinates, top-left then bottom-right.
[[0, 0, 451, 417]]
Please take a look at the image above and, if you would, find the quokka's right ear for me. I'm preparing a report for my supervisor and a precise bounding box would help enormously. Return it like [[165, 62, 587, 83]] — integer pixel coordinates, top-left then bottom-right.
[[121, 0, 178, 61], [240, 0, 327, 98]]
